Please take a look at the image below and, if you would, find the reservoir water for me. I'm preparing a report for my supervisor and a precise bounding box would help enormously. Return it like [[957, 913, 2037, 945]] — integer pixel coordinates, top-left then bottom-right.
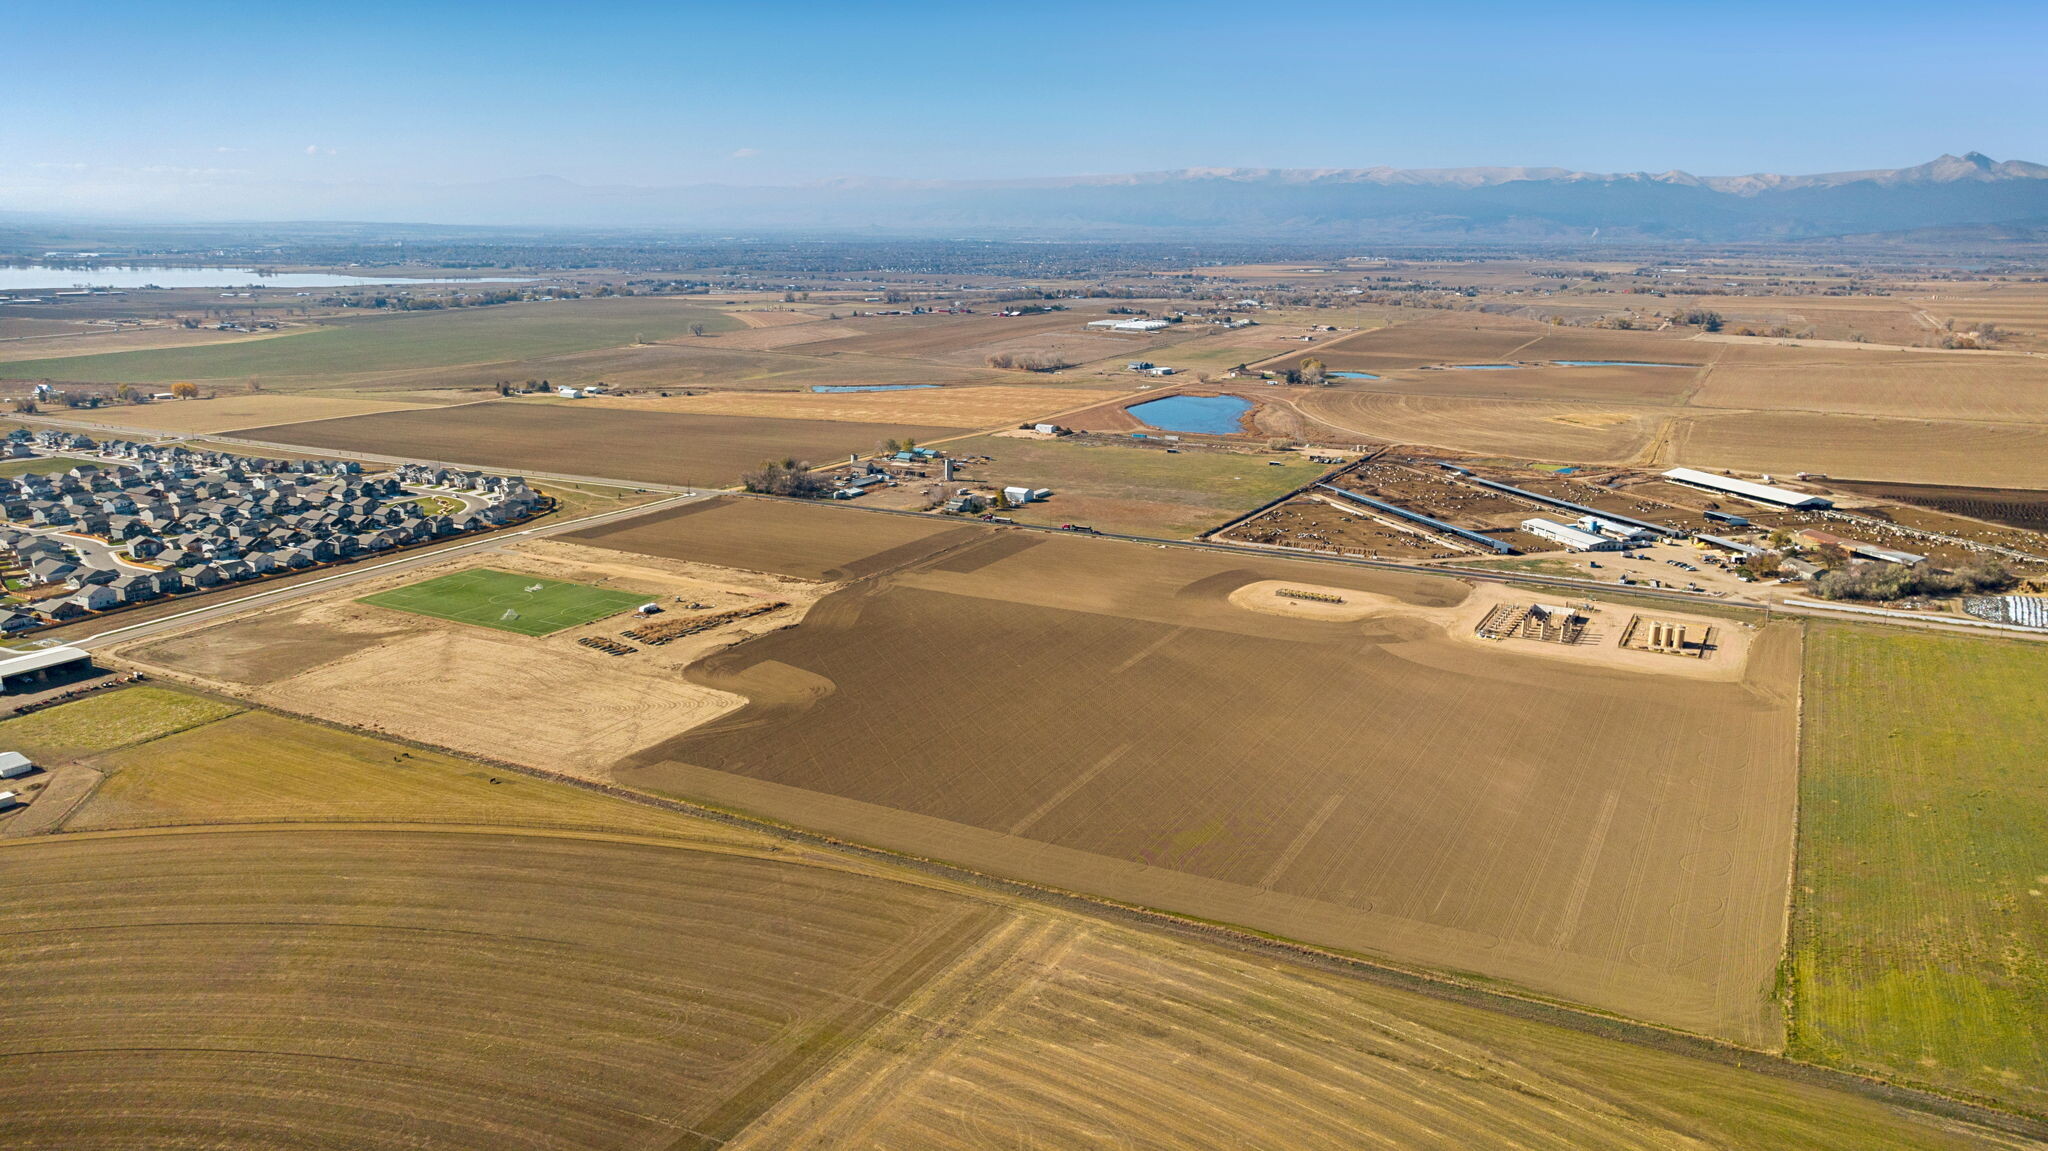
[[810, 384, 939, 393], [1127, 393, 1254, 434], [1326, 370, 1380, 380], [0, 265, 533, 291]]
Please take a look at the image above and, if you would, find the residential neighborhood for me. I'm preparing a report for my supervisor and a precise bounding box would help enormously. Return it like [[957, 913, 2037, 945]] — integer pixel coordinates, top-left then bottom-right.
[[0, 429, 545, 629]]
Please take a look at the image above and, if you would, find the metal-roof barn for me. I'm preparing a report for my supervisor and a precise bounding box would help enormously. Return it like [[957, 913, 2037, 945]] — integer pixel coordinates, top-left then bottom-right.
[[1661, 467, 1833, 509]]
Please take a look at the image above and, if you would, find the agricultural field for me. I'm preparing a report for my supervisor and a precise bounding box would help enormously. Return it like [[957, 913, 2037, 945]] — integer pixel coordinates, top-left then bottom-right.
[[115, 542, 805, 776], [1671, 411, 2048, 488], [47, 393, 431, 434], [617, 527, 1805, 1044], [240, 401, 966, 487], [594, 382, 1117, 429], [1792, 623, 2048, 1112], [565, 495, 989, 580], [0, 297, 741, 390], [1295, 389, 1663, 463], [1828, 479, 2048, 532], [1690, 345, 2048, 424], [0, 687, 2016, 1150], [942, 433, 1329, 537], [359, 568, 647, 635]]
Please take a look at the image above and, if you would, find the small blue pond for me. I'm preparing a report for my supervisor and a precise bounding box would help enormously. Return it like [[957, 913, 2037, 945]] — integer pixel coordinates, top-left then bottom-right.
[[1128, 393, 1254, 434], [1552, 360, 1693, 368], [1450, 363, 1522, 370], [811, 384, 940, 393], [1327, 370, 1380, 380]]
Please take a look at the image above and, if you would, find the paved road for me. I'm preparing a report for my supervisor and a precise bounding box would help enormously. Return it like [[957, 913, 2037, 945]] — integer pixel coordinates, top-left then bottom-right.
[[73, 491, 703, 651]]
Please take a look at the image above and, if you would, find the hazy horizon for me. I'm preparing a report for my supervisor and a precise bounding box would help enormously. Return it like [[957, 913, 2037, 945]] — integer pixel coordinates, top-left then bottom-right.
[[6, 0, 2046, 225]]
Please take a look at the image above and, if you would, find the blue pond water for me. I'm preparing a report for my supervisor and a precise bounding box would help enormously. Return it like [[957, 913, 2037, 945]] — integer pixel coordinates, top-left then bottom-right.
[[1450, 363, 1522, 370], [809, 384, 939, 393], [1127, 393, 1254, 434], [1327, 370, 1380, 380], [1552, 360, 1693, 368]]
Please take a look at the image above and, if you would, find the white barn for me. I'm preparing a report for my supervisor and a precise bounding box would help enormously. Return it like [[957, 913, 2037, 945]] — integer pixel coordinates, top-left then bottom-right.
[[1522, 517, 1627, 552], [1661, 467, 1833, 509]]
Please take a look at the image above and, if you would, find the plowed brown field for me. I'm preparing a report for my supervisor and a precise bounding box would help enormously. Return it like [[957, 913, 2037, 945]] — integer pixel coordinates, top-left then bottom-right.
[[618, 529, 1804, 1044], [240, 401, 966, 486], [565, 495, 990, 580]]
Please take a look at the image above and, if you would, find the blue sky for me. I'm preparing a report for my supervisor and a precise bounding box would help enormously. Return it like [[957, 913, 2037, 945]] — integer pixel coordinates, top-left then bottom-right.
[[5, 0, 2044, 217]]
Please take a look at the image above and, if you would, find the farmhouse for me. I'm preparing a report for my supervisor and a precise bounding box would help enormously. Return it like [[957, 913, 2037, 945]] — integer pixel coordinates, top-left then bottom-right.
[[1661, 467, 1833, 509]]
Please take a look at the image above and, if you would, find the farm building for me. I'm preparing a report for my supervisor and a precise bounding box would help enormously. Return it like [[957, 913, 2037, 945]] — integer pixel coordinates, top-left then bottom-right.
[[1795, 528, 1926, 566], [1661, 467, 1833, 509], [1697, 534, 1767, 559], [0, 790, 20, 810], [0, 646, 92, 692], [0, 751, 32, 778], [1522, 517, 1627, 552]]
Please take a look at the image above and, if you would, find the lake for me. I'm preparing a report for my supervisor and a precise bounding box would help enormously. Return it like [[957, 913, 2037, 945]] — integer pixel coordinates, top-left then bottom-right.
[[809, 384, 939, 393], [0, 265, 534, 291], [1127, 393, 1253, 434], [1326, 370, 1380, 380]]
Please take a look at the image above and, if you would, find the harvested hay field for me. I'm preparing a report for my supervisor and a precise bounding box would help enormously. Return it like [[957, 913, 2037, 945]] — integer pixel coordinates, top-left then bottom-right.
[[596, 383, 1114, 428], [1269, 318, 1547, 371], [240, 401, 966, 486], [1793, 624, 2048, 1112], [1671, 410, 2048, 488], [0, 827, 1000, 1150], [360, 567, 646, 635], [1826, 479, 2048, 531], [566, 496, 990, 580], [781, 309, 1097, 358], [50, 393, 429, 434], [621, 532, 1804, 1043], [0, 693, 1997, 1151], [1691, 348, 2048, 423], [1295, 390, 1663, 462]]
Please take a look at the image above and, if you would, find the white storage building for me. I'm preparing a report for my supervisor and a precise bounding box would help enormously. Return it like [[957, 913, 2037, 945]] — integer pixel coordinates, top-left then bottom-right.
[[1522, 517, 1627, 552], [0, 752, 32, 779], [1661, 467, 1833, 509]]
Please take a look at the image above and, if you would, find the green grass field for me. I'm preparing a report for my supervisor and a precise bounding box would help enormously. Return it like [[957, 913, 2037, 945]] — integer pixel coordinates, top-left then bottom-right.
[[1792, 622, 2048, 1110], [359, 568, 644, 636], [0, 456, 93, 479], [0, 687, 243, 761], [949, 434, 1327, 537], [0, 298, 738, 386]]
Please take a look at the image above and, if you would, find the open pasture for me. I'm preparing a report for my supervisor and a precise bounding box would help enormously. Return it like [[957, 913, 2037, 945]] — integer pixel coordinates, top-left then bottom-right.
[[359, 567, 645, 635], [1295, 390, 1662, 462], [947, 433, 1329, 537], [621, 530, 1804, 1043], [240, 401, 967, 486], [62, 393, 432, 433], [0, 690, 1999, 1150], [0, 297, 740, 389], [1793, 624, 2048, 1112], [1269, 316, 1549, 371], [1691, 345, 2048, 423], [781, 308, 1104, 358], [597, 382, 1115, 429], [565, 495, 988, 580], [1672, 410, 2048, 488]]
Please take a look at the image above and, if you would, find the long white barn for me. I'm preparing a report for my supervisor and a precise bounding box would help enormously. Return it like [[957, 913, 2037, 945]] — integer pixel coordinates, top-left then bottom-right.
[[1661, 467, 1833, 509]]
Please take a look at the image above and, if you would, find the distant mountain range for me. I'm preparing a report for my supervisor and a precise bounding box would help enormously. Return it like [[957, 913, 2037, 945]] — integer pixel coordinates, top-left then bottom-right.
[[11, 153, 2048, 242]]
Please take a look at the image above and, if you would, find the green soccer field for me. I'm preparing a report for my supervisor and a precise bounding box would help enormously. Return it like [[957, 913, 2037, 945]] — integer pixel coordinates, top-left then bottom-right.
[[358, 568, 645, 636]]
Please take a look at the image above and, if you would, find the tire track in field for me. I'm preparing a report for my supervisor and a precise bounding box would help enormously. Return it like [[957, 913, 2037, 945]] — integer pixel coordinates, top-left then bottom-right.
[[1007, 742, 1134, 837]]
